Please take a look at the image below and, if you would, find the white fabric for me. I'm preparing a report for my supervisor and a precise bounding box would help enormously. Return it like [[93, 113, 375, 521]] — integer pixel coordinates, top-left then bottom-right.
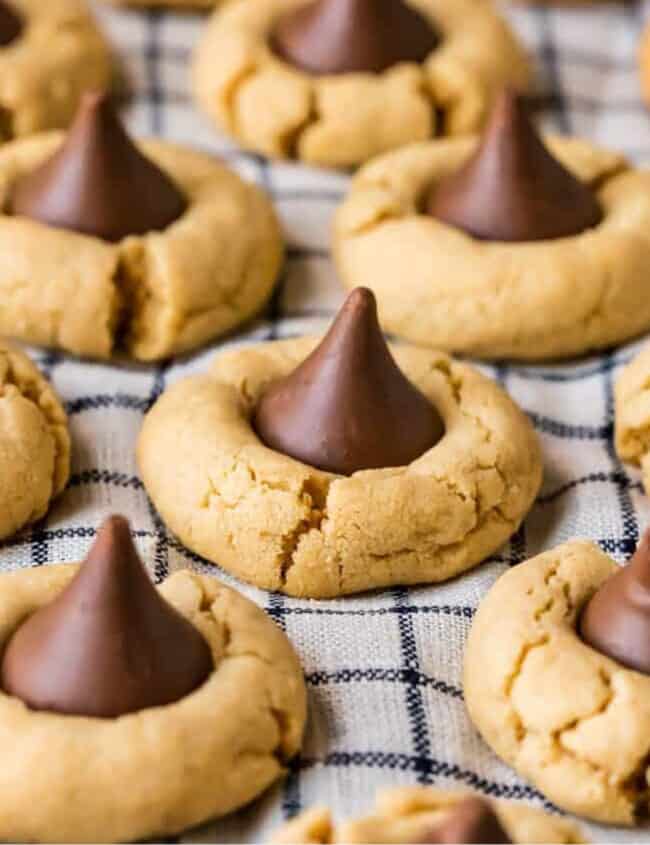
[[4, 2, 650, 841]]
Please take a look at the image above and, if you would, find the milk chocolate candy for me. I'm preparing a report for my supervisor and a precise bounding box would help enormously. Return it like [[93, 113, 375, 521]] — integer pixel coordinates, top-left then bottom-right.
[[422, 797, 512, 844], [1, 516, 213, 718], [428, 89, 602, 242], [254, 287, 444, 475], [580, 529, 650, 675], [12, 91, 187, 242], [271, 0, 440, 76]]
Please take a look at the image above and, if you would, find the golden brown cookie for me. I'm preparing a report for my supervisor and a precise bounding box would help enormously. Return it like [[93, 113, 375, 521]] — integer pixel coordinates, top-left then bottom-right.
[[0, 0, 112, 142], [615, 342, 650, 493], [138, 338, 542, 598], [0, 134, 283, 361], [332, 135, 650, 360], [0, 341, 69, 541], [465, 541, 650, 825], [272, 787, 585, 843], [192, 0, 530, 169], [0, 564, 307, 842]]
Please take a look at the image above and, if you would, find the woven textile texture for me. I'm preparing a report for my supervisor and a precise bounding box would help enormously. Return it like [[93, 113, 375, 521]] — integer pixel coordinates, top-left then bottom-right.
[[3, 1, 650, 841]]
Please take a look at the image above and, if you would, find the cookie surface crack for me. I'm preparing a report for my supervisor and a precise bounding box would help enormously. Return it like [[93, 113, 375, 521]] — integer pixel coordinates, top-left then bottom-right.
[[277, 479, 331, 585]]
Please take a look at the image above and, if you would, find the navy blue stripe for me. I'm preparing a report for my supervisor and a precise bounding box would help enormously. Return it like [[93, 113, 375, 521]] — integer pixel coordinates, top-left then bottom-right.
[[602, 353, 639, 556], [30, 522, 49, 567], [68, 470, 144, 490], [537, 471, 642, 505], [306, 667, 463, 699], [393, 587, 435, 785], [4, 523, 210, 571], [294, 752, 554, 807], [65, 394, 150, 415], [145, 11, 164, 136], [526, 412, 609, 440], [270, 604, 476, 619]]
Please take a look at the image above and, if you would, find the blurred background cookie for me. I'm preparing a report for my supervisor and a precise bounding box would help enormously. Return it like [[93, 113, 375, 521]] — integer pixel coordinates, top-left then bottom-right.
[[0, 0, 112, 142], [192, 0, 530, 168]]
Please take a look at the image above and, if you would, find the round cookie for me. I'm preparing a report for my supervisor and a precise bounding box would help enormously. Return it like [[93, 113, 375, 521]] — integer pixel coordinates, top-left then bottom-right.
[[0, 560, 307, 842], [0, 119, 283, 362], [0, 0, 111, 142], [332, 132, 650, 360], [191, 0, 530, 169], [138, 337, 542, 598], [615, 342, 650, 494], [271, 787, 585, 843], [0, 341, 69, 541], [464, 540, 650, 825]]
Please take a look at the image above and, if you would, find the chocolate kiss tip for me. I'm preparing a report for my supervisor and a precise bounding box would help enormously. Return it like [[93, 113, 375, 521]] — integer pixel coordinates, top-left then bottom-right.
[[0, 1, 22, 47], [580, 528, 650, 675], [0, 515, 213, 718], [271, 0, 440, 76], [342, 285, 375, 312], [427, 88, 603, 242], [422, 797, 512, 844], [11, 89, 187, 242], [254, 287, 444, 476]]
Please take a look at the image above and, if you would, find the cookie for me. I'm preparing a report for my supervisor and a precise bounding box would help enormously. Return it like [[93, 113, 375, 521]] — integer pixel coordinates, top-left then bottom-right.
[[272, 787, 585, 843], [0, 519, 307, 842], [191, 0, 530, 169], [138, 332, 541, 598], [333, 99, 650, 359], [0, 341, 69, 542], [464, 540, 650, 825], [0, 94, 283, 361], [615, 342, 650, 493], [0, 0, 111, 143]]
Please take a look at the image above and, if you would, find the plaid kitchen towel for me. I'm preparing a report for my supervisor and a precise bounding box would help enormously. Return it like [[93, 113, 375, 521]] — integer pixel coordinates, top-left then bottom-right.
[[4, 1, 650, 841]]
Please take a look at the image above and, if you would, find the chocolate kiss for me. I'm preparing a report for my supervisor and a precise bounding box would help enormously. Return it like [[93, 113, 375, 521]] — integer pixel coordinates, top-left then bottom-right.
[[1, 516, 213, 718], [11, 91, 187, 242], [422, 797, 512, 844], [0, 1, 22, 47], [271, 0, 440, 76], [254, 287, 444, 475], [427, 89, 603, 242], [580, 530, 650, 675]]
